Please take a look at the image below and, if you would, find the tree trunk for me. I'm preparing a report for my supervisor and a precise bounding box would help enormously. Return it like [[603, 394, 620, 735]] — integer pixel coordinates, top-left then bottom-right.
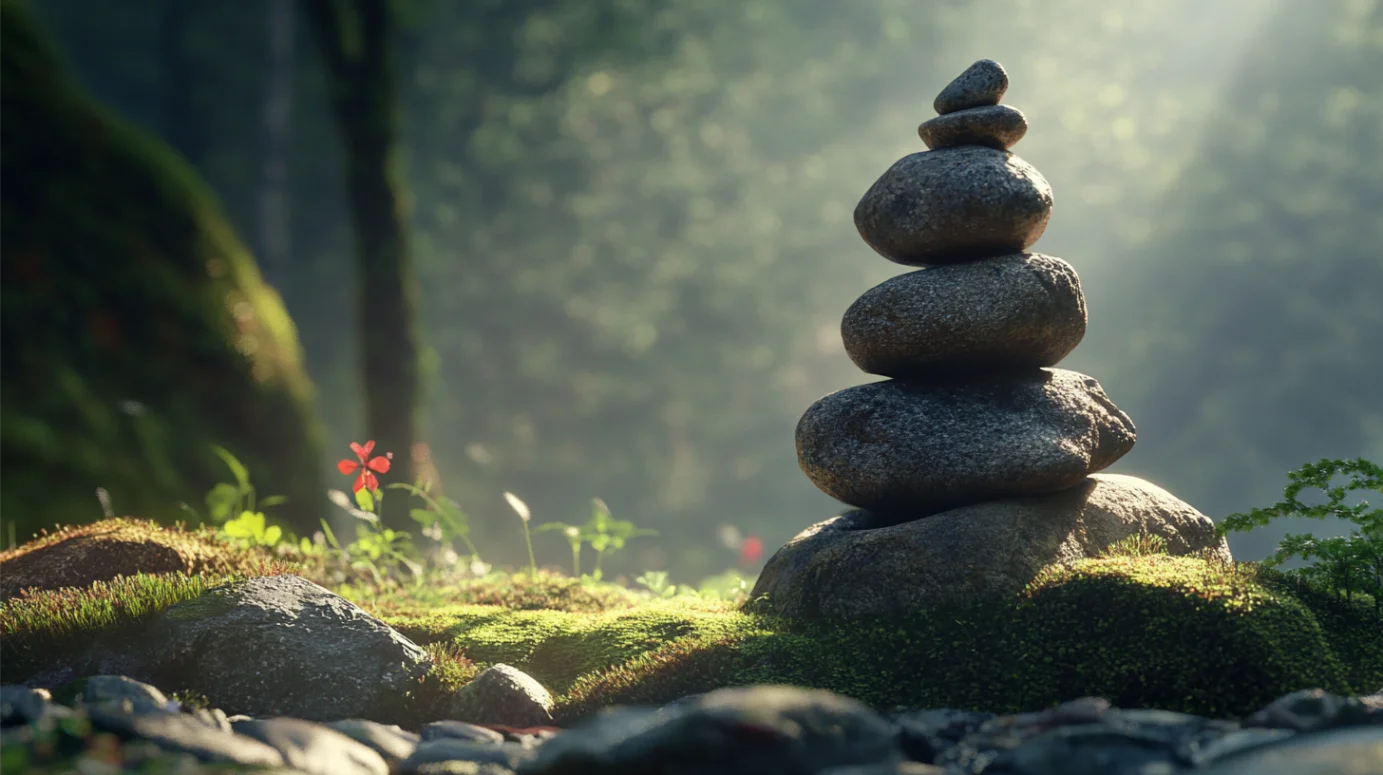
[[303, 0, 420, 527], [258, 0, 296, 286]]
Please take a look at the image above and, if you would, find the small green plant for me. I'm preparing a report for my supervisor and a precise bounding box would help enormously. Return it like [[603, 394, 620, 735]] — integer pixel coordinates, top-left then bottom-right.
[[181, 446, 287, 548], [1218, 457, 1381, 611], [686, 568, 754, 603], [635, 570, 678, 598], [388, 479, 483, 564], [534, 498, 657, 581], [504, 491, 540, 578]]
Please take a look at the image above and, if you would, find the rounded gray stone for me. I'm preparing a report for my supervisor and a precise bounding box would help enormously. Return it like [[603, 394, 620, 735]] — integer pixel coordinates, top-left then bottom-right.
[[447, 664, 554, 728], [748, 474, 1233, 619], [842, 253, 1086, 378], [854, 147, 1053, 266], [934, 59, 1009, 115], [796, 369, 1135, 514], [918, 104, 1028, 150]]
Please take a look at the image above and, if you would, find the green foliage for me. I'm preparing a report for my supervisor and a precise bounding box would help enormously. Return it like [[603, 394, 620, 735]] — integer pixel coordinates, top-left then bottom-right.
[[183, 446, 287, 549], [534, 498, 657, 581], [1218, 458, 1382, 611], [389, 479, 483, 561]]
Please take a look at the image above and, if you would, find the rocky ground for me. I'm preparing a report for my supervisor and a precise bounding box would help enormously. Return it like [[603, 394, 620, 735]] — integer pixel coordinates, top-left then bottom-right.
[[0, 516, 1380, 773]]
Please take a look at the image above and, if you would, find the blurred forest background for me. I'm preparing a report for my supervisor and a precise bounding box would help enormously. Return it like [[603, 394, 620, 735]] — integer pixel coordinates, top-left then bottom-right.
[[2, 0, 1379, 585]]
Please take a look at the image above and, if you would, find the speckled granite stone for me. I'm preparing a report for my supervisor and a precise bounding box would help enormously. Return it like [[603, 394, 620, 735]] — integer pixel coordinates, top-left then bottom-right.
[[842, 253, 1086, 378], [854, 147, 1053, 266], [933, 59, 1010, 115], [796, 369, 1135, 515], [918, 104, 1028, 150]]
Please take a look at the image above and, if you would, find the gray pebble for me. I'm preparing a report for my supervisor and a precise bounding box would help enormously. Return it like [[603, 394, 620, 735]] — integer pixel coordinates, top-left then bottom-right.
[[918, 104, 1028, 150], [934, 59, 1009, 115]]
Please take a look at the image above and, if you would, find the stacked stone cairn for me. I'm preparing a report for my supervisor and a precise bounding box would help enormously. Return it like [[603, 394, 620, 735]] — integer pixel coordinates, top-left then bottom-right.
[[750, 60, 1233, 620]]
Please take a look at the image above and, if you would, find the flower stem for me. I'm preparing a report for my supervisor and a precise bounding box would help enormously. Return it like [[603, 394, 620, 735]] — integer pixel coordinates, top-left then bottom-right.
[[522, 521, 538, 578]]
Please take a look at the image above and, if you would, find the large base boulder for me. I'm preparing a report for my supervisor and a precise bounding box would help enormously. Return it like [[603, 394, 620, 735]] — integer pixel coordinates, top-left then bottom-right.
[[748, 473, 1232, 620]]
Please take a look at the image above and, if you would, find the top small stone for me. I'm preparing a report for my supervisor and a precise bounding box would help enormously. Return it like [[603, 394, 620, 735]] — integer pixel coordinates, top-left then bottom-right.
[[934, 59, 1010, 115]]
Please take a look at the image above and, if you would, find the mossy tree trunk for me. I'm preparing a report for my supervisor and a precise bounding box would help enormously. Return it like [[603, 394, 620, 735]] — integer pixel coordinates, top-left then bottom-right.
[[304, 0, 420, 523]]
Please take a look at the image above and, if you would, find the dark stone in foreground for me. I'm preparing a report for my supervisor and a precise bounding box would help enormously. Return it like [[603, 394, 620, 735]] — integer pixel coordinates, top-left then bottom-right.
[[854, 146, 1053, 266], [796, 369, 1135, 515], [842, 253, 1086, 378]]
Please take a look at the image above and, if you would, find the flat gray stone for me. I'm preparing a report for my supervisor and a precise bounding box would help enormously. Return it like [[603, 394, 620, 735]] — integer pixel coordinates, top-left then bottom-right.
[[1195, 726, 1383, 775], [401, 738, 530, 771], [50, 675, 174, 715], [842, 253, 1086, 378], [85, 706, 287, 768], [796, 369, 1135, 514], [521, 685, 902, 775], [232, 717, 389, 775], [934, 59, 1009, 115], [749, 473, 1233, 619], [324, 718, 422, 766], [422, 719, 506, 744], [854, 147, 1053, 266], [919, 104, 1028, 150]]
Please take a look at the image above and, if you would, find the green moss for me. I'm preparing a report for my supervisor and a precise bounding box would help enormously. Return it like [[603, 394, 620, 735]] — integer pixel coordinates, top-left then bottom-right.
[[388, 600, 754, 696], [383, 554, 1379, 723], [0, 0, 327, 543]]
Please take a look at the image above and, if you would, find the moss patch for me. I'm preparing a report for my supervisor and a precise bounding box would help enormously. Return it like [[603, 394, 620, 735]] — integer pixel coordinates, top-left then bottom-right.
[[0, 518, 286, 601], [0, 0, 327, 544], [382, 553, 1379, 724]]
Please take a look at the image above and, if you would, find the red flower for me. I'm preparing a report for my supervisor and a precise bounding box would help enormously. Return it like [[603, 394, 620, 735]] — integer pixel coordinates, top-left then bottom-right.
[[739, 535, 764, 566], [337, 440, 392, 492]]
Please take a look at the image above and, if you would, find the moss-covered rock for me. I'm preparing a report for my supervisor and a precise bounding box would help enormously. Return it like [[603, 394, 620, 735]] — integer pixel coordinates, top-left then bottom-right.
[[0, 0, 327, 542], [383, 554, 1378, 723]]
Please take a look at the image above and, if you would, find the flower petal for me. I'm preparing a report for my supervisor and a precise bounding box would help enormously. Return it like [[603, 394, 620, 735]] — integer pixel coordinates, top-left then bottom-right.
[[367, 455, 391, 474], [362, 471, 379, 492], [352, 472, 367, 492], [350, 441, 368, 460], [338, 459, 360, 475], [360, 440, 376, 457]]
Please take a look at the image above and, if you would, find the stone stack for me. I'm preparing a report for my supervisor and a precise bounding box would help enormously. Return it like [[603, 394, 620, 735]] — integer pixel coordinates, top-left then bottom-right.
[[751, 60, 1232, 620]]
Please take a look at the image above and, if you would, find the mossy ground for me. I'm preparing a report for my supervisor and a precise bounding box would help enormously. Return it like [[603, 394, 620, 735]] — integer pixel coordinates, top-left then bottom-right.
[[2, 520, 1377, 729]]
